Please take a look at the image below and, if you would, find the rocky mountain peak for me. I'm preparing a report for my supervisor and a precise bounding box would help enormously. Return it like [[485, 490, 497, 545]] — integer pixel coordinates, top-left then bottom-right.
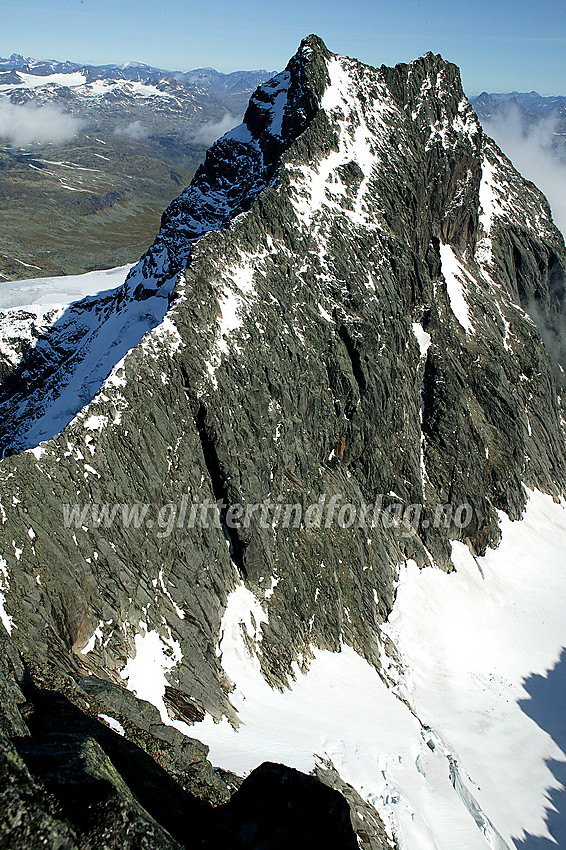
[[0, 35, 566, 850]]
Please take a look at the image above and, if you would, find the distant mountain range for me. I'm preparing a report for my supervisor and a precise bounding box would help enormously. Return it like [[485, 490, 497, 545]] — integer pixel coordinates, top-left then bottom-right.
[[0, 52, 273, 94], [471, 90, 566, 115]]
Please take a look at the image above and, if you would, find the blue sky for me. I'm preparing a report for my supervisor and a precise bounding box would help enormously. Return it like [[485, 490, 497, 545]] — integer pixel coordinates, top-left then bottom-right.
[[1, 0, 564, 94]]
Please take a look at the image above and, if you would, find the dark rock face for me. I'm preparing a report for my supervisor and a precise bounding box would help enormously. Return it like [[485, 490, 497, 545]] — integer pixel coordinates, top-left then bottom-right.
[[0, 33, 565, 848], [0, 628, 225, 849], [212, 761, 359, 849]]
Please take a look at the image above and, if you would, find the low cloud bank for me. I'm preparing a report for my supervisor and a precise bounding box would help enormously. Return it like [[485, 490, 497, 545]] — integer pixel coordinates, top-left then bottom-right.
[[0, 98, 86, 147], [188, 112, 241, 146], [113, 120, 148, 140], [483, 103, 566, 237]]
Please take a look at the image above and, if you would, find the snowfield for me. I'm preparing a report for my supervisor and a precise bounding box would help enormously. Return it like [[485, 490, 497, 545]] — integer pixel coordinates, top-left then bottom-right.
[[0, 265, 132, 372], [0, 265, 131, 311], [175, 490, 566, 850], [0, 264, 180, 452]]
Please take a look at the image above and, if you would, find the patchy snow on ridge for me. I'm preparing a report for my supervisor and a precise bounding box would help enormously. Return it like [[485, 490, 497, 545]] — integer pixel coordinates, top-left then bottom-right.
[[478, 154, 506, 242], [203, 250, 265, 388], [0, 557, 15, 635], [80, 620, 104, 654], [476, 141, 555, 272], [256, 71, 290, 139], [427, 98, 479, 151], [186, 490, 566, 850], [97, 714, 125, 736]]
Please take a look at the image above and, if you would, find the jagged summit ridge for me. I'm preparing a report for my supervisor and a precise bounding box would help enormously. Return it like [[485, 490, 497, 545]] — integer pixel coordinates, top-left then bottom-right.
[[124, 34, 331, 289], [129, 34, 483, 285]]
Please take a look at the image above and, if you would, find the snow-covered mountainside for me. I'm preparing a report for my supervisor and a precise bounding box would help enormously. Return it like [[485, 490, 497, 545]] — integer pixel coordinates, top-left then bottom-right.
[[1, 35, 566, 849]]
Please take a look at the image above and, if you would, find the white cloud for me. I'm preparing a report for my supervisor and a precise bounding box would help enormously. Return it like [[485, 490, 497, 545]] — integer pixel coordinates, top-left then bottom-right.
[[482, 103, 566, 238], [0, 97, 86, 147], [188, 112, 241, 146], [113, 120, 148, 140]]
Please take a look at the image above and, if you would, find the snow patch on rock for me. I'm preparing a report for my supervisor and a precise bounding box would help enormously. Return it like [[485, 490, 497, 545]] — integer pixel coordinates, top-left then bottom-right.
[[120, 626, 183, 724], [440, 243, 473, 333]]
